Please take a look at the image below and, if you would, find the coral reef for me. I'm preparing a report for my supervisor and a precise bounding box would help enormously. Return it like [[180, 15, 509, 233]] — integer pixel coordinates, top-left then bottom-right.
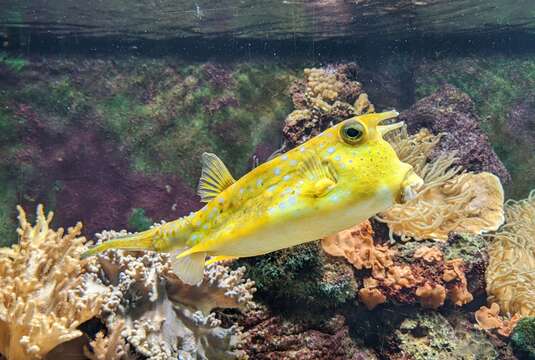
[[402, 84, 510, 184], [487, 190, 535, 317], [91, 229, 255, 360], [511, 317, 535, 360], [282, 64, 371, 148], [321, 222, 478, 311], [0, 205, 109, 360]]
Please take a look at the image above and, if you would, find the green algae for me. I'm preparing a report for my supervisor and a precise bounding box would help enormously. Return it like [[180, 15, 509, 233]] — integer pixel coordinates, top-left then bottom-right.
[[241, 242, 357, 314], [0, 179, 18, 248], [128, 208, 154, 232], [0, 51, 27, 72], [512, 317, 535, 360], [93, 61, 297, 187]]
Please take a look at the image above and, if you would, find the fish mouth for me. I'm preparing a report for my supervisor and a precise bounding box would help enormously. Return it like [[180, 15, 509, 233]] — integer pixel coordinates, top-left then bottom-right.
[[398, 167, 424, 204]]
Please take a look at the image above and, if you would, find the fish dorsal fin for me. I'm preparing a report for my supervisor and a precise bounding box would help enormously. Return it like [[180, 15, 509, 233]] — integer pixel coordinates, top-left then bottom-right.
[[300, 151, 338, 198], [197, 152, 236, 202]]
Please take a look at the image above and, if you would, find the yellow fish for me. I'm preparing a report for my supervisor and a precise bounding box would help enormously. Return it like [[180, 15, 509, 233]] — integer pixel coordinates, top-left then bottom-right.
[[81, 111, 423, 285]]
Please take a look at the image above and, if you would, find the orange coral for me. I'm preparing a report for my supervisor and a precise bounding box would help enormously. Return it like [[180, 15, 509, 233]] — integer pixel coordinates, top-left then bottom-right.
[[415, 283, 446, 309], [358, 278, 386, 310], [475, 303, 521, 337], [413, 246, 443, 263], [442, 259, 473, 306], [321, 221, 395, 278], [384, 265, 420, 289]]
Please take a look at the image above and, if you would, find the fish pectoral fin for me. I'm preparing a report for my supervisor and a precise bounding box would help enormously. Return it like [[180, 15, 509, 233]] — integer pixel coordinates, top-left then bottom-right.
[[197, 152, 236, 203], [299, 151, 338, 198], [171, 251, 207, 285], [205, 255, 238, 266]]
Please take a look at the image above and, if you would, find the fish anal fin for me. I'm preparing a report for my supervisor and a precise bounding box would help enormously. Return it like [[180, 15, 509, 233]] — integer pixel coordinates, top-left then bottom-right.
[[299, 151, 338, 198], [205, 255, 238, 266], [171, 251, 207, 285], [197, 152, 236, 203]]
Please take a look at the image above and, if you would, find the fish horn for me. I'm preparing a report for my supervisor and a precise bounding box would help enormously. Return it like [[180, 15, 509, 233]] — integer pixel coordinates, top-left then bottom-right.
[[356, 110, 400, 128], [378, 121, 404, 136]]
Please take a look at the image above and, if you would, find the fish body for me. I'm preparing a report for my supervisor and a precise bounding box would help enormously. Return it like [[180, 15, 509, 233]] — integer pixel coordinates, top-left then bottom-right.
[[81, 111, 423, 284]]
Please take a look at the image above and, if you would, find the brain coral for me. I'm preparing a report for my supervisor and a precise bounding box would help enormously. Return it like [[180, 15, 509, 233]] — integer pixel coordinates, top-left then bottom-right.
[[487, 190, 535, 317]]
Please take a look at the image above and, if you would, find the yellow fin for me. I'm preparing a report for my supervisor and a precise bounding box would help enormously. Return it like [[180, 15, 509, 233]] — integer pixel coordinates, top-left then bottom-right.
[[300, 151, 338, 198], [171, 250, 207, 285], [80, 228, 158, 259], [205, 255, 238, 266], [197, 152, 236, 202]]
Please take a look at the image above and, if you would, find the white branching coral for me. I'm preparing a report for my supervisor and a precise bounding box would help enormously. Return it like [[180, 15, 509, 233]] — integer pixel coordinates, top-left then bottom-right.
[[0, 205, 109, 360], [92, 229, 255, 360], [487, 190, 535, 317], [84, 321, 135, 360], [379, 127, 505, 241]]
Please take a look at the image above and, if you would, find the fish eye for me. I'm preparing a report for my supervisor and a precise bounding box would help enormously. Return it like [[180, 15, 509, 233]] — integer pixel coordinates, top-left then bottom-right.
[[340, 120, 366, 144]]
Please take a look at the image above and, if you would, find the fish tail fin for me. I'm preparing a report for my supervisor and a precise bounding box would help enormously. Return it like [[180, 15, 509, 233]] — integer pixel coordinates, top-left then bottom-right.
[[170, 249, 207, 285], [80, 228, 158, 259]]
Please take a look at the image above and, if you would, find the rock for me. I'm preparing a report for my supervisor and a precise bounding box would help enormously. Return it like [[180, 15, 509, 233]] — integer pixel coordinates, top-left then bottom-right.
[[239, 307, 378, 360], [400, 85, 511, 184]]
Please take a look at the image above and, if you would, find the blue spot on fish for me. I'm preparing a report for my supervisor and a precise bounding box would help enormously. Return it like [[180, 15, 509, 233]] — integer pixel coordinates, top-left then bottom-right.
[[279, 202, 286, 209], [257, 179, 263, 187], [218, 198, 224, 203], [288, 196, 297, 205], [274, 167, 281, 176], [283, 175, 291, 181], [335, 155, 341, 161], [190, 234, 199, 241], [290, 159, 298, 166], [327, 147, 335, 154], [268, 185, 277, 192], [281, 154, 288, 160]]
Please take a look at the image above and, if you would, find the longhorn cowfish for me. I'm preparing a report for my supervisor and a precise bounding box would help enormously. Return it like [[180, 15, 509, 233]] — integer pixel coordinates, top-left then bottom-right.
[[81, 111, 423, 285]]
